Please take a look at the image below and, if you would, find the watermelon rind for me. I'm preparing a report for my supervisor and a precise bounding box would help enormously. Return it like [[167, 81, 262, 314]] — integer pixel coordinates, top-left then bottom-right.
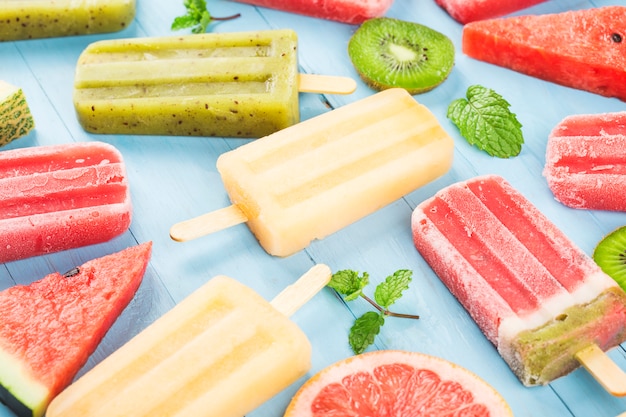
[[0, 348, 48, 417]]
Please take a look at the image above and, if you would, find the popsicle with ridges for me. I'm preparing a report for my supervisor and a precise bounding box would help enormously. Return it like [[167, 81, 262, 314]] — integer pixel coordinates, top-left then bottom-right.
[[411, 175, 626, 389], [170, 88, 454, 256], [46, 264, 331, 417], [73, 30, 356, 138], [0, 141, 132, 264]]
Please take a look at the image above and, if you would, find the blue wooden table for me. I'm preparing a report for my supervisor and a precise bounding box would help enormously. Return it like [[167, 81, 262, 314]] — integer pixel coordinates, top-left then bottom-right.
[[2, 0, 626, 416]]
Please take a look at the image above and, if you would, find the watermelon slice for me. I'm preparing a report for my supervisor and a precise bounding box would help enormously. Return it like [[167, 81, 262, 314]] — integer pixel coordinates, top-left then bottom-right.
[[462, 6, 626, 101], [435, 0, 546, 24], [0, 241, 152, 417]]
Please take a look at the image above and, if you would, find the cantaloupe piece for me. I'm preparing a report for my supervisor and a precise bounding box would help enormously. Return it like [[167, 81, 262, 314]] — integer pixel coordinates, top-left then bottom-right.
[[0, 81, 35, 146]]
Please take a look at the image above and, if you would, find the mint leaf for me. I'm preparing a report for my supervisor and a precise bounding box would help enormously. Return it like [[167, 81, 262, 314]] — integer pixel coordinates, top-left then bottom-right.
[[327, 269, 419, 354], [171, 0, 240, 33], [447, 85, 524, 158], [171, 15, 199, 31], [194, 11, 213, 33], [349, 312, 384, 354], [374, 269, 412, 309], [328, 270, 369, 302]]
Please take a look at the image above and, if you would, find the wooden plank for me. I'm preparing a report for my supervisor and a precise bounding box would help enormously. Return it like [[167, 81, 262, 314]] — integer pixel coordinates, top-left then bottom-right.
[[2, 0, 626, 416]]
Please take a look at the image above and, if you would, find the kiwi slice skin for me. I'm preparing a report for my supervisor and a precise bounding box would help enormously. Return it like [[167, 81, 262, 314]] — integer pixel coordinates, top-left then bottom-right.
[[348, 17, 455, 95], [593, 226, 626, 291]]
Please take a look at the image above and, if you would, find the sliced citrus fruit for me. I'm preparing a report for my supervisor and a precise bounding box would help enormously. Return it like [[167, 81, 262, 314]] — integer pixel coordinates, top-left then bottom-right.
[[284, 350, 512, 416]]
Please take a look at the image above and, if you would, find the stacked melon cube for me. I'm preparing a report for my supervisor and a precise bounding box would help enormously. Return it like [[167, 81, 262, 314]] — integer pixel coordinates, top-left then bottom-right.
[[0, 80, 35, 146]]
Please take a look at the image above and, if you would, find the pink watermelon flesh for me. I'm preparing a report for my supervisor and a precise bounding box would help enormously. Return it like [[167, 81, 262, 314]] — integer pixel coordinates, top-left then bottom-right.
[[0, 241, 152, 417], [232, 0, 393, 24], [434, 0, 546, 24], [462, 6, 626, 101], [543, 111, 626, 211]]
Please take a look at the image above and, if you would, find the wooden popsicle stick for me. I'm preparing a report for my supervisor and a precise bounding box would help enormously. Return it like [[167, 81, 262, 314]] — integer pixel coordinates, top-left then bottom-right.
[[575, 344, 626, 396], [169, 205, 248, 242], [298, 74, 357, 95], [270, 264, 331, 317]]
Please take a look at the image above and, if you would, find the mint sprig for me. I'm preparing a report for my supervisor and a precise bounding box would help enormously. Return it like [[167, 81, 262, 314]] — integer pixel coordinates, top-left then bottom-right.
[[328, 269, 419, 354], [447, 85, 524, 158], [171, 0, 241, 34]]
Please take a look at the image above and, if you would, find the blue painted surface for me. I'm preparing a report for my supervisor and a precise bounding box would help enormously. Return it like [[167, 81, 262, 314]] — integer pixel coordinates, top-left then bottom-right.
[[1, 0, 626, 416]]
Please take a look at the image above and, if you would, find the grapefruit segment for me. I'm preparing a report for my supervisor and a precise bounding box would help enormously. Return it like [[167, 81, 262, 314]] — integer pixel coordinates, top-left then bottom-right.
[[0, 242, 152, 417], [284, 350, 512, 416]]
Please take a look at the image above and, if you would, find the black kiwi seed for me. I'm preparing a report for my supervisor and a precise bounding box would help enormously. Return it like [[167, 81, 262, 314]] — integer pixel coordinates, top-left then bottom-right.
[[593, 225, 626, 291], [348, 17, 455, 95]]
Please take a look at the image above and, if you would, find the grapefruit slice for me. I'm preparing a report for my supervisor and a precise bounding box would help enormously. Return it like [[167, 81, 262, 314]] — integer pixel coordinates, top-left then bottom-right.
[[284, 350, 512, 416], [0, 242, 152, 417]]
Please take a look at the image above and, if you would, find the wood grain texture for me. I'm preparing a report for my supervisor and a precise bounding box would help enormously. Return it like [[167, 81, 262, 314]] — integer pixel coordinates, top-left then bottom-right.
[[1, 0, 626, 416]]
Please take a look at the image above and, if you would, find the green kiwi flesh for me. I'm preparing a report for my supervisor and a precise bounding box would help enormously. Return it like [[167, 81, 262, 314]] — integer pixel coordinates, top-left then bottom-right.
[[593, 226, 626, 291], [348, 17, 455, 95]]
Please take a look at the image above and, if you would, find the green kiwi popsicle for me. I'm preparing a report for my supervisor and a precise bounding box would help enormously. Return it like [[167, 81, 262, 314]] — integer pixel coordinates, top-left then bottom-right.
[[0, 0, 135, 41], [73, 30, 356, 138]]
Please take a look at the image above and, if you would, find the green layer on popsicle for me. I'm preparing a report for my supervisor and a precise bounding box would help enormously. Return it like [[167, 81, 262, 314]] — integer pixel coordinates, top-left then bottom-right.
[[412, 175, 626, 391], [507, 286, 626, 386]]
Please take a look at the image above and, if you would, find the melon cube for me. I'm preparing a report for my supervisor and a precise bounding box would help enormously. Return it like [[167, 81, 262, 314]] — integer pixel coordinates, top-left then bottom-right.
[[0, 81, 35, 146]]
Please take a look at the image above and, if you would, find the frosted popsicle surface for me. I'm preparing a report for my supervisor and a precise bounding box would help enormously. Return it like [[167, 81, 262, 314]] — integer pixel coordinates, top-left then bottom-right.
[[46, 275, 311, 417], [0, 0, 135, 41], [232, 0, 393, 24], [217, 88, 454, 256], [544, 111, 626, 212], [411, 175, 626, 386], [73, 30, 299, 138], [0, 142, 131, 263]]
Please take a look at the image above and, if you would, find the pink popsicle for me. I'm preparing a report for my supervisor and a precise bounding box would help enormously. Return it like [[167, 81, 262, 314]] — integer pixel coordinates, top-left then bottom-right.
[[543, 111, 626, 212], [231, 0, 393, 24], [0, 141, 132, 263], [434, 0, 546, 24], [411, 175, 626, 387]]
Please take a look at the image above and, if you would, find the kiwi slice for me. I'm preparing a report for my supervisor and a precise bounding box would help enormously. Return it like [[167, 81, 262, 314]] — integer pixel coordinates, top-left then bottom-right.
[[593, 226, 626, 291], [348, 17, 455, 94]]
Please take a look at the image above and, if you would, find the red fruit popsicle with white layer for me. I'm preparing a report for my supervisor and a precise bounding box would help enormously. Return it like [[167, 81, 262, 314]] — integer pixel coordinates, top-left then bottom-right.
[[411, 175, 626, 388], [231, 0, 393, 24], [0, 141, 131, 264], [543, 111, 626, 212]]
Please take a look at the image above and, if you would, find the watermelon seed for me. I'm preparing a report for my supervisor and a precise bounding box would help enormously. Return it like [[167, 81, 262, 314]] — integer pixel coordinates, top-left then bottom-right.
[[63, 267, 80, 278], [611, 33, 623, 43]]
